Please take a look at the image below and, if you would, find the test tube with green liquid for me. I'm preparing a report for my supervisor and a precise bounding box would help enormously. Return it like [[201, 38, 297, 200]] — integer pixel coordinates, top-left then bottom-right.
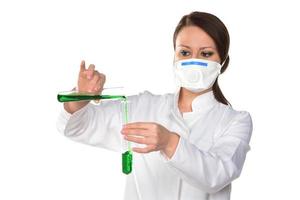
[[57, 90, 133, 174], [57, 91, 126, 102], [121, 99, 133, 175]]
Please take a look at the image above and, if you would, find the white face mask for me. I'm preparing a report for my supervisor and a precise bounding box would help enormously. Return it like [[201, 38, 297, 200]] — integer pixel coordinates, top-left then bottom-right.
[[173, 58, 222, 93]]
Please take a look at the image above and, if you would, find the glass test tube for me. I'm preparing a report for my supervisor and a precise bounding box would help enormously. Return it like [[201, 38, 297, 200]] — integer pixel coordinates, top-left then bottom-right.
[[57, 91, 126, 102], [121, 99, 133, 175]]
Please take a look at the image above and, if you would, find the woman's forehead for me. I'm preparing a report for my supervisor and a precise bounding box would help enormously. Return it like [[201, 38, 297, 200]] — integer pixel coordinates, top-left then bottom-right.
[[175, 26, 216, 49]]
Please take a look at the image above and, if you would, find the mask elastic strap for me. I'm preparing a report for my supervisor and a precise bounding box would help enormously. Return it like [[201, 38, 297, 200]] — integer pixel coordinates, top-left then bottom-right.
[[221, 55, 229, 67]]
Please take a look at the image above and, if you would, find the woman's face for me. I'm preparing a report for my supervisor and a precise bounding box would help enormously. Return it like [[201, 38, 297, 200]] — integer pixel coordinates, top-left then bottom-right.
[[174, 26, 221, 63]]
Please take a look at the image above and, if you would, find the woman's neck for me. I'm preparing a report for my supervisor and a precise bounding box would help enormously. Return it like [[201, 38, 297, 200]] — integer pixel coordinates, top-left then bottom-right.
[[178, 87, 212, 113]]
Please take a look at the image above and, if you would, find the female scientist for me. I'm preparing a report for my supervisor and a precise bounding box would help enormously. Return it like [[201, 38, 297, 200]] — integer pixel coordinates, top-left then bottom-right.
[[57, 11, 253, 200]]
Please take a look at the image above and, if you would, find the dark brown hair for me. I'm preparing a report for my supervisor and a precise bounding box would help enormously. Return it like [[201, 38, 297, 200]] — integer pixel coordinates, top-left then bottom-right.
[[173, 11, 231, 105]]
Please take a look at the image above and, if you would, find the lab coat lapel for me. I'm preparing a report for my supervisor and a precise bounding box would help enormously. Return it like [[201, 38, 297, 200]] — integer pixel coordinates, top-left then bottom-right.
[[170, 88, 190, 139]]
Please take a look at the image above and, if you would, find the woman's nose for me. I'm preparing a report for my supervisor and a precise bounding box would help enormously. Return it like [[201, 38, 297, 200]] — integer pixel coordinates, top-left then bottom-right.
[[191, 54, 198, 59]]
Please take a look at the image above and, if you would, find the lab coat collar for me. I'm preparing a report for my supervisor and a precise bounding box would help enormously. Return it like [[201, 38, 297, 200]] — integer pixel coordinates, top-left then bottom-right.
[[191, 90, 218, 113], [173, 87, 218, 114], [170, 87, 218, 138]]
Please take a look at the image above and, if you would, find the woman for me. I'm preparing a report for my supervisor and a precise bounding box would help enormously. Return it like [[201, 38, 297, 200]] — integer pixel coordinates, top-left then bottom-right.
[[57, 11, 253, 200]]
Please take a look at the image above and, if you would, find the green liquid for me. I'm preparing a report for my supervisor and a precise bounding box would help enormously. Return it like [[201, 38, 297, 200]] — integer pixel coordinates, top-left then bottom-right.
[[122, 150, 132, 174], [57, 91, 126, 102]]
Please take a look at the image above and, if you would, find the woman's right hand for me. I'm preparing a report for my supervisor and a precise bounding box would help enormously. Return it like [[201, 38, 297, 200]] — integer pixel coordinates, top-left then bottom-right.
[[64, 60, 106, 114], [78, 60, 106, 94]]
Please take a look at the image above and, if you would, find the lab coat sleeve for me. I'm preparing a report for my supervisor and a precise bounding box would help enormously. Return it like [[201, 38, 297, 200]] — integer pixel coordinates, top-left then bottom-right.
[[56, 97, 136, 152], [165, 111, 253, 194]]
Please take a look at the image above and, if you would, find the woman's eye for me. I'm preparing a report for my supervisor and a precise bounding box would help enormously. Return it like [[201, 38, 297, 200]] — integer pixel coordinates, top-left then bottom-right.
[[201, 51, 214, 58], [180, 50, 191, 57]]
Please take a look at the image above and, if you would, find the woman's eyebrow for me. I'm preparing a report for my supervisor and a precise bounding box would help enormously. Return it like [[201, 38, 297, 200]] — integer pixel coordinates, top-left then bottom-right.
[[199, 46, 217, 50], [176, 44, 192, 49], [177, 44, 217, 50]]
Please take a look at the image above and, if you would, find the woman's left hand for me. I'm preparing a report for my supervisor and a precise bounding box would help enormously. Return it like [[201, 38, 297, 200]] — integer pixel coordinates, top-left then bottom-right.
[[121, 122, 180, 158]]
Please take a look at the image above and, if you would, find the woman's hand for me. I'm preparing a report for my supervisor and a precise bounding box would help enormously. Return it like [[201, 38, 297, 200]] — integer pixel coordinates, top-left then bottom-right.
[[78, 60, 106, 94], [64, 60, 106, 114], [121, 122, 180, 158]]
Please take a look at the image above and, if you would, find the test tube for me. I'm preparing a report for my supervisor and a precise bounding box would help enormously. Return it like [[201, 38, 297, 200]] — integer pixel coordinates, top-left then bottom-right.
[[121, 99, 133, 175], [57, 91, 126, 102]]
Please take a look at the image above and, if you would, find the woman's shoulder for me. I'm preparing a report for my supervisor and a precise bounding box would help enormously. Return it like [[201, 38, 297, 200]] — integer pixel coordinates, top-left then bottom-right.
[[218, 102, 251, 116], [216, 103, 253, 136]]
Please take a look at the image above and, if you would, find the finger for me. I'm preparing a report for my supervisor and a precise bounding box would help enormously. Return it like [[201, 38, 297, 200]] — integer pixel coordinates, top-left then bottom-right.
[[85, 64, 95, 80], [93, 99, 100, 104], [93, 79, 104, 92], [90, 71, 100, 85], [123, 122, 156, 130], [99, 73, 106, 83], [124, 135, 151, 145], [80, 60, 86, 72], [87, 64, 95, 71], [90, 72, 101, 92], [86, 75, 99, 93], [83, 70, 94, 78], [98, 74, 106, 90], [121, 128, 151, 137], [132, 146, 154, 153]]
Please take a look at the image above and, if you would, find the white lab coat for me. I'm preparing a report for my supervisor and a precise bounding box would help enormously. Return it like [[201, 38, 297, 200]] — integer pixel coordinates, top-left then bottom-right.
[[57, 89, 252, 200]]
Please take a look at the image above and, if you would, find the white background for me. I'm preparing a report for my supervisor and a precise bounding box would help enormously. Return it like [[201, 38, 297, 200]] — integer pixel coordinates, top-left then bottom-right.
[[1, 0, 300, 199]]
